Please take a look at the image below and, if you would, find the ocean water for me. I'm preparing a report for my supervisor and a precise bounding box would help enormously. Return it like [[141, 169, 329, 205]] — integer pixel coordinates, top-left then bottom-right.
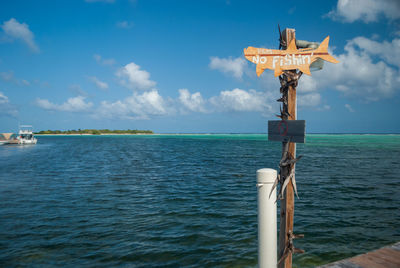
[[0, 134, 399, 267]]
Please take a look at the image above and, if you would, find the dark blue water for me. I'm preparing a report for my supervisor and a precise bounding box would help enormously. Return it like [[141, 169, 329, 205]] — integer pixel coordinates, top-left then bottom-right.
[[1, 134, 399, 267]]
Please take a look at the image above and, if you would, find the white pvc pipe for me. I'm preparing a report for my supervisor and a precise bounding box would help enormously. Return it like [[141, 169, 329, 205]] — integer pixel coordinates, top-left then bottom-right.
[[257, 168, 277, 268]]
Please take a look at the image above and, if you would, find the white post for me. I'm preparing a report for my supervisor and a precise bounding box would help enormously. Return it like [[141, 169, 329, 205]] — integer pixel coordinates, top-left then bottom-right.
[[257, 168, 277, 268]]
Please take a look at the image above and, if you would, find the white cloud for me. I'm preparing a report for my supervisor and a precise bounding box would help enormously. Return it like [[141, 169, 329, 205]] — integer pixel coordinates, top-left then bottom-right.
[[0, 92, 9, 105], [210, 88, 274, 115], [209, 56, 247, 79], [89, 76, 108, 90], [348, 37, 400, 67], [345, 103, 355, 112], [298, 92, 321, 107], [327, 0, 400, 23], [0, 91, 18, 117], [116, 62, 156, 90], [178, 89, 207, 113], [0, 70, 30, 86], [93, 54, 116, 65], [1, 18, 39, 52], [94, 87, 276, 120], [298, 75, 318, 93], [177, 88, 277, 116], [116, 21, 134, 29], [297, 74, 323, 108], [36, 96, 93, 112], [319, 105, 331, 111], [96, 90, 171, 120], [301, 36, 400, 102]]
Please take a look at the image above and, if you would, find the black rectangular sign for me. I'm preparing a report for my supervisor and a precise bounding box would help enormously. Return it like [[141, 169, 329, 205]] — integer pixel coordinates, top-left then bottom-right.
[[268, 120, 306, 143]]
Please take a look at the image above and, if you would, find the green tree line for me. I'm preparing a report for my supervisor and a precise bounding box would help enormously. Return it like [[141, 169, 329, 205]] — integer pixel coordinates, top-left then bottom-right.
[[35, 129, 153, 135]]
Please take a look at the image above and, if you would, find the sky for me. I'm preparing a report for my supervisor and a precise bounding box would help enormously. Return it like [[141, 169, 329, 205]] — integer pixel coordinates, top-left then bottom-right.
[[0, 0, 399, 133]]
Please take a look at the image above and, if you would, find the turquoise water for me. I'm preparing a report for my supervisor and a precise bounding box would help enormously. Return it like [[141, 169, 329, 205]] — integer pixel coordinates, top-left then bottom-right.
[[0, 134, 399, 267]]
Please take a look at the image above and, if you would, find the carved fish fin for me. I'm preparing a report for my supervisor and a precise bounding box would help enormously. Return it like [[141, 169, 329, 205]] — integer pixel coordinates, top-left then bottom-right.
[[256, 64, 265, 77], [274, 66, 283, 77], [298, 65, 311, 76], [316, 36, 339, 64], [287, 38, 297, 51], [317, 36, 330, 53], [319, 53, 339, 64]]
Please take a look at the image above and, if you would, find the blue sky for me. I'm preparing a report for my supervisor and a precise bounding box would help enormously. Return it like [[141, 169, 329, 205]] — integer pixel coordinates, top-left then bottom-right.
[[0, 0, 399, 133]]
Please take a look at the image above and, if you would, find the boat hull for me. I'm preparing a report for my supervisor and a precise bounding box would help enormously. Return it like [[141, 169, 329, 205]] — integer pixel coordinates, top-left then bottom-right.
[[19, 138, 37, 145]]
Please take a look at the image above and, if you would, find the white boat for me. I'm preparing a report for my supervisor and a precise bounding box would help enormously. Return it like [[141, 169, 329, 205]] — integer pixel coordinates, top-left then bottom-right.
[[17, 125, 37, 145]]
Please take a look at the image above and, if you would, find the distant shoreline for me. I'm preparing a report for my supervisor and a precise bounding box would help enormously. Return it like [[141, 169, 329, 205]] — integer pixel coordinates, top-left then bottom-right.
[[34, 129, 153, 135], [34, 133, 400, 136], [35, 133, 154, 136]]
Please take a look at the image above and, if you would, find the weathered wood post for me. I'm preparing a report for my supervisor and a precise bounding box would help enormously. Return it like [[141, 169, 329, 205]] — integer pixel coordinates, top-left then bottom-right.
[[278, 28, 298, 268], [243, 26, 338, 268]]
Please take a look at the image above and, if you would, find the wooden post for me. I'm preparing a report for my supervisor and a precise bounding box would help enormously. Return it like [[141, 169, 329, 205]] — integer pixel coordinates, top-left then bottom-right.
[[278, 28, 297, 268], [243, 25, 337, 268]]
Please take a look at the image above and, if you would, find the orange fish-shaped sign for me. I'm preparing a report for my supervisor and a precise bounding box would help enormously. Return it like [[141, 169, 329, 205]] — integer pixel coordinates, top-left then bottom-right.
[[243, 36, 339, 77]]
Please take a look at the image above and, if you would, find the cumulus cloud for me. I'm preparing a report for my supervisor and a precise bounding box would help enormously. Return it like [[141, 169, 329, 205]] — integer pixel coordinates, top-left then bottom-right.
[[178, 89, 207, 113], [298, 92, 321, 107], [116, 62, 156, 90], [0, 91, 18, 117], [209, 57, 247, 79], [298, 75, 318, 93], [88, 76, 108, 90], [96, 90, 171, 120], [94, 87, 275, 120], [116, 21, 134, 29], [1, 18, 39, 52], [345, 103, 355, 112], [210, 88, 274, 115], [300, 36, 400, 102], [177, 88, 276, 116], [0, 92, 9, 105], [93, 54, 116, 65], [36, 96, 93, 112], [326, 0, 400, 23], [348, 37, 400, 67], [296, 73, 324, 108]]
